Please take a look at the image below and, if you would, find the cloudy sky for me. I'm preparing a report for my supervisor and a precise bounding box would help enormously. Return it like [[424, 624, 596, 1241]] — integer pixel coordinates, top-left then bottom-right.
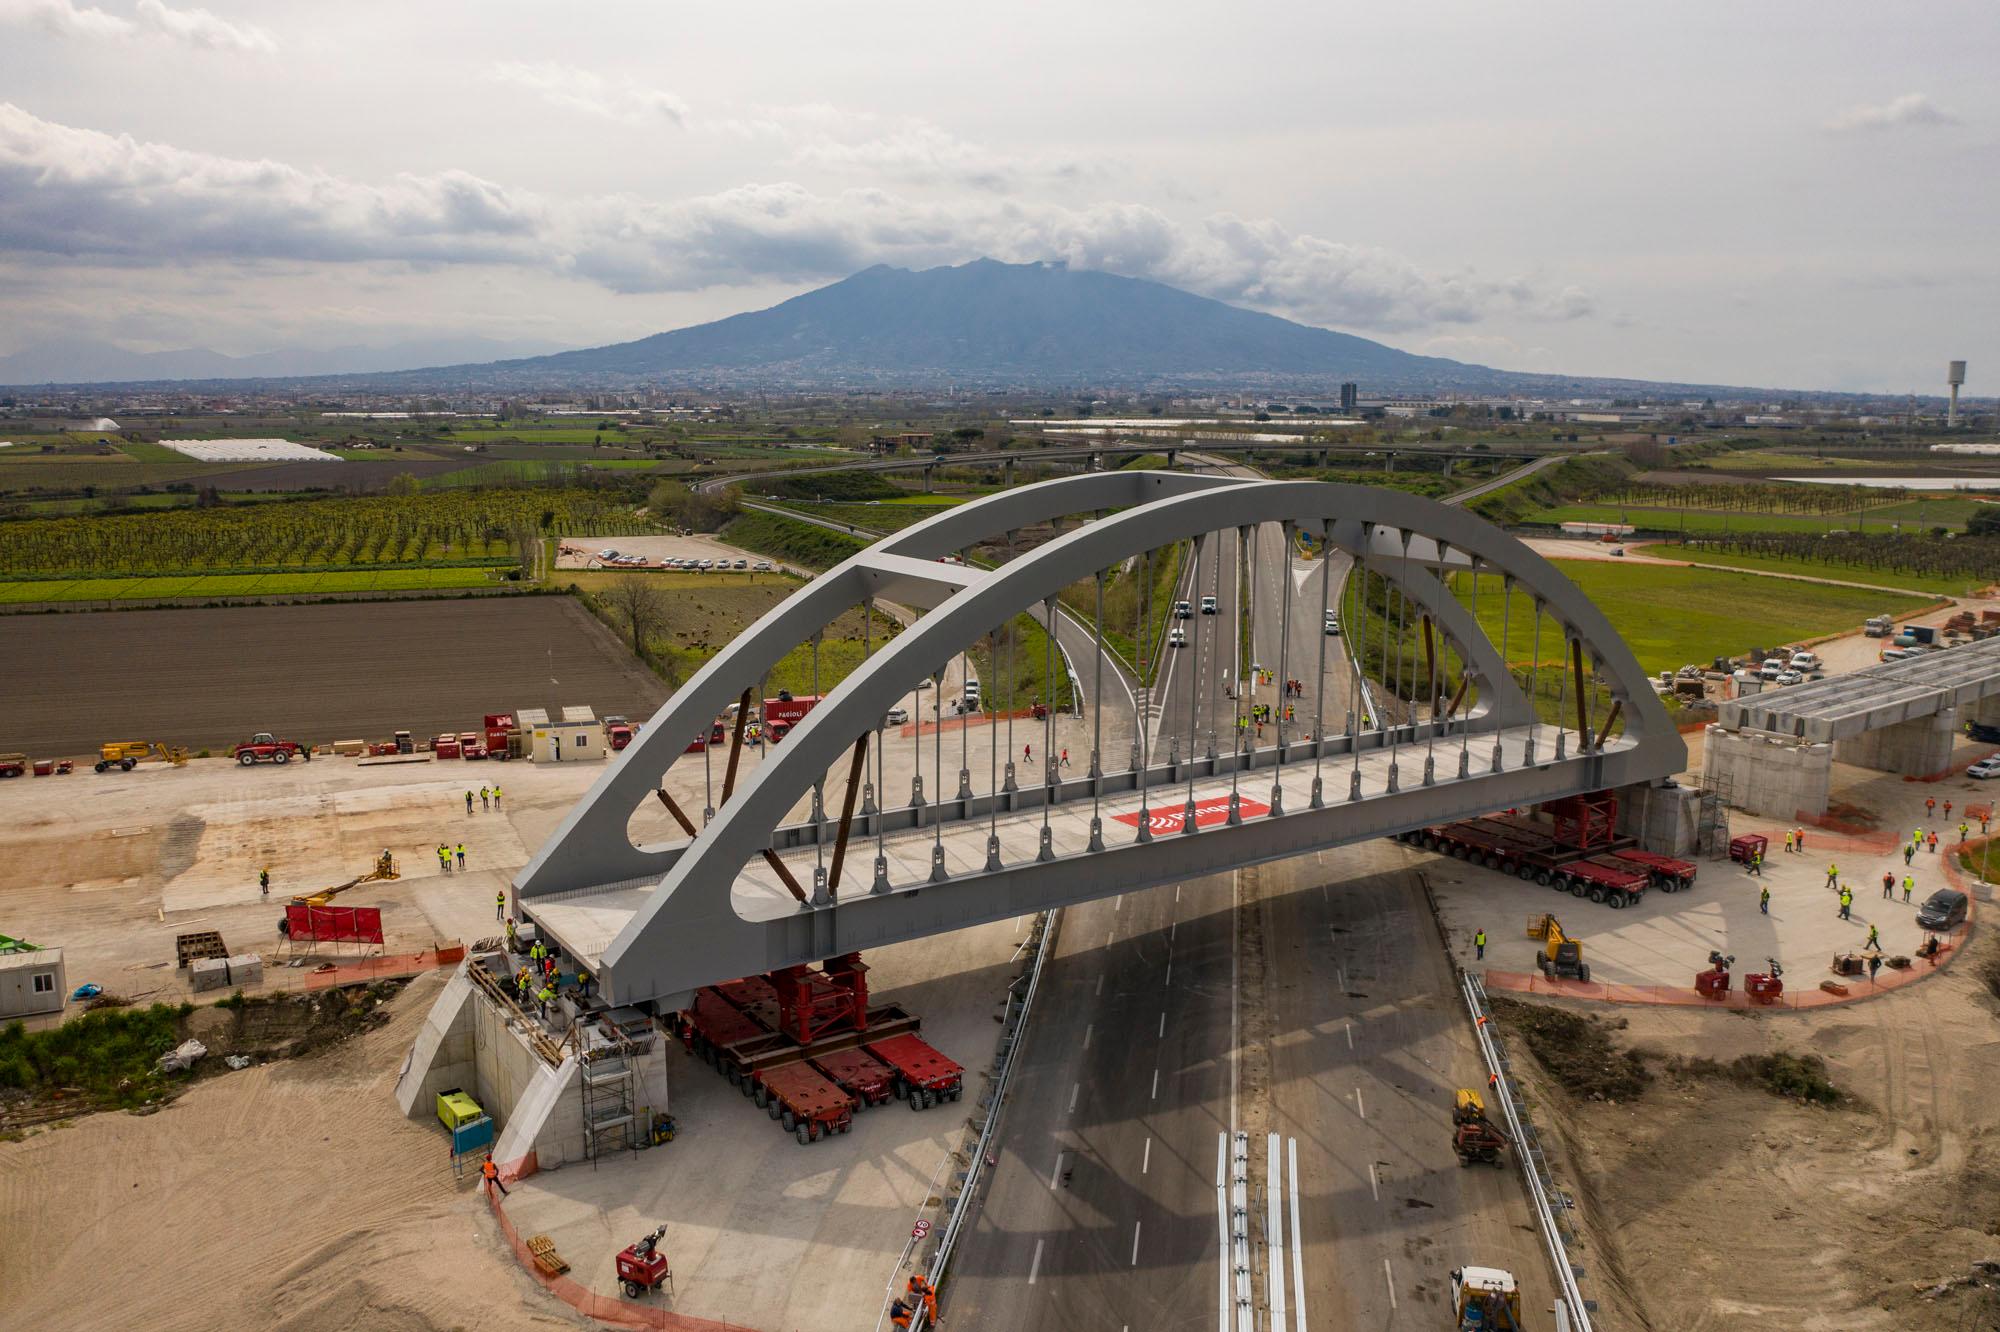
[[0, 0, 1992, 391]]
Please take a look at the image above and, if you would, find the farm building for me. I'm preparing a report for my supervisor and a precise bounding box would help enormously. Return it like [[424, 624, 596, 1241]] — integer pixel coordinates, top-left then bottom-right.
[[0, 944, 66, 1019]]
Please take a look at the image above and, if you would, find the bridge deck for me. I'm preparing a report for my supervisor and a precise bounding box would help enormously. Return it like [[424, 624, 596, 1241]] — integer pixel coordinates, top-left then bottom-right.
[[1717, 636, 2000, 742], [529, 720, 1595, 976]]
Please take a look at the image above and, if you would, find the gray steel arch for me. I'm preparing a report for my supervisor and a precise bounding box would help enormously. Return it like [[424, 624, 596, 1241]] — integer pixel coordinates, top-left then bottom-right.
[[519, 475, 1683, 1007]]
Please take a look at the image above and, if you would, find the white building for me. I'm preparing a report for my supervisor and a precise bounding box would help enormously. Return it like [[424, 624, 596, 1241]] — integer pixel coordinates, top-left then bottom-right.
[[0, 946, 65, 1019]]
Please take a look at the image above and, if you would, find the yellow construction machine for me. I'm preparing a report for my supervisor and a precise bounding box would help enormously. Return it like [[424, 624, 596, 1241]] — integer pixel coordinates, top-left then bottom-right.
[[94, 740, 189, 773], [292, 850, 398, 906], [1529, 913, 1590, 983], [1451, 1266, 1523, 1330]]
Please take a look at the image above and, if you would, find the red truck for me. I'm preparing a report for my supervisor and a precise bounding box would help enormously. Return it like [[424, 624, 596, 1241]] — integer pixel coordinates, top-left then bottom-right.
[[685, 720, 728, 754], [481, 714, 516, 761], [604, 716, 636, 751], [232, 732, 310, 766]]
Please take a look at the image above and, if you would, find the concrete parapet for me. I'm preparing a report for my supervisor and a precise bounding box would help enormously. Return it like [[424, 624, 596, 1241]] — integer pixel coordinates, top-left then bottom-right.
[[1616, 779, 1699, 855], [393, 966, 475, 1118], [1833, 707, 1957, 777], [1702, 725, 1831, 820]]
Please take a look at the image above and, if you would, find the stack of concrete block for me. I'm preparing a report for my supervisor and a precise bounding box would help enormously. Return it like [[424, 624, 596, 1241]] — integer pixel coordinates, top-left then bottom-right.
[[189, 954, 265, 992]]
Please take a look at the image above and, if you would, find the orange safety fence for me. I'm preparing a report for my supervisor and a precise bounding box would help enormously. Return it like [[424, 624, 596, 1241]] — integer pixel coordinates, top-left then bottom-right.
[[895, 705, 1048, 740], [252, 943, 466, 992], [485, 1181, 761, 1332]]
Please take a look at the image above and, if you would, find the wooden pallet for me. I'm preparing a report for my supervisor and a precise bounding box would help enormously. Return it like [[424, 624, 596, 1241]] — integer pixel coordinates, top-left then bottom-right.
[[526, 1234, 569, 1276], [174, 930, 228, 969]]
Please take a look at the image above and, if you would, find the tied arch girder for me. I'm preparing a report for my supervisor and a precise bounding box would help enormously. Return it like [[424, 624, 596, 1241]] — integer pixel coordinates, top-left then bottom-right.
[[541, 477, 1679, 1004]]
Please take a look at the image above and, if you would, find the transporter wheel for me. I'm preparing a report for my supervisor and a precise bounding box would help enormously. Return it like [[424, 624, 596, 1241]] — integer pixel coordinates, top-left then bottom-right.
[[808, 1121, 823, 1142], [947, 1086, 962, 1102], [1500, 861, 1518, 876], [753, 1085, 769, 1108], [796, 1125, 811, 1146], [1570, 882, 1586, 898], [837, 1120, 852, 1135], [741, 1075, 756, 1098], [908, 1091, 925, 1112], [1633, 889, 1646, 905], [893, 1076, 909, 1101], [1485, 854, 1502, 870], [274, 749, 290, 765], [1608, 894, 1626, 910], [1518, 866, 1535, 882], [725, 1064, 740, 1086], [781, 1110, 797, 1132], [1422, 834, 1440, 853], [1588, 888, 1606, 904], [767, 1100, 781, 1120], [1536, 871, 1553, 886], [238, 752, 257, 766]]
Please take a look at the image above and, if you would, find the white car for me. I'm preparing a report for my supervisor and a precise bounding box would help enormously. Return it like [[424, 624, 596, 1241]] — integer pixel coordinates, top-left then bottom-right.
[[1788, 653, 1819, 671], [1324, 614, 1342, 636], [1776, 671, 1804, 686], [885, 706, 910, 726], [753, 560, 772, 571], [1200, 595, 1219, 615], [1969, 756, 2000, 780], [596, 549, 621, 561], [1173, 600, 1193, 619], [698, 558, 713, 569], [734, 559, 748, 569], [1168, 627, 1188, 648]]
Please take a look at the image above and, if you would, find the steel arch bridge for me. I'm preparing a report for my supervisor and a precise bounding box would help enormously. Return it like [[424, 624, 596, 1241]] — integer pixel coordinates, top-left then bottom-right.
[[515, 471, 1685, 1009]]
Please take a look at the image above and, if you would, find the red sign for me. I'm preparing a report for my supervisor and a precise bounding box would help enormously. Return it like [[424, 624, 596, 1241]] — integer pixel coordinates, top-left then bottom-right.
[[286, 903, 385, 945], [1114, 795, 1269, 834]]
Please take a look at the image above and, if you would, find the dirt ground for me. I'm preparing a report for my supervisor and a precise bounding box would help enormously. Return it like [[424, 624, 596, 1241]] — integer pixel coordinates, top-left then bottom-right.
[[1501, 930, 2000, 1331], [0, 597, 667, 757], [0, 969, 587, 1332]]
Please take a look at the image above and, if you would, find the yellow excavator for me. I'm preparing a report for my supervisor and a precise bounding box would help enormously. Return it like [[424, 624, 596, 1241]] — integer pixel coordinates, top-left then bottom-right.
[[292, 850, 398, 906]]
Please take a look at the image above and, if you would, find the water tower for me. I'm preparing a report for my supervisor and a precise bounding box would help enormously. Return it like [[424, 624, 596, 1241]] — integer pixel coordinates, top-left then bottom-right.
[[1948, 360, 1966, 427]]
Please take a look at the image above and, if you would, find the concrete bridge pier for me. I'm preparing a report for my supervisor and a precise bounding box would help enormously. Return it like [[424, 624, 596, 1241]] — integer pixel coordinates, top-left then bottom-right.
[[1616, 778, 1699, 855], [1701, 726, 1833, 820], [1833, 707, 1958, 777]]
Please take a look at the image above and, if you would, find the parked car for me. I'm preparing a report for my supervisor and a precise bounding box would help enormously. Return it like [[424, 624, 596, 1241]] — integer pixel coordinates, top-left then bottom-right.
[[885, 706, 910, 726], [1966, 721, 2000, 744], [1915, 888, 1969, 931], [1968, 756, 2000, 780], [1173, 600, 1193, 619], [753, 560, 773, 571], [596, 549, 621, 561], [1200, 595, 1219, 615], [963, 679, 981, 706], [735, 559, 748, 569], [1789, 652, 1819, 671], [1168, 627, 1188, 648], [1776, 671, 1804, 686]]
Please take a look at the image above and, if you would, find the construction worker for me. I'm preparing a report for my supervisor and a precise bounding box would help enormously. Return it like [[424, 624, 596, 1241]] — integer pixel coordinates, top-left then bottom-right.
[[536, 982, 555, 1020], [1903, 874, 1915, 904], [1865, 923, 1881, 950], [1794, 826, 1805, 853], [1825, 861, 1839, 890], [515, 969, 530, 1003], [466, 790, 475, 815], [906, 1274, 939, 1323], [1783, 829, 1794, 854], [259, 866, 270, 897], [1023, 742, 1032, 764], [1750, 849, 1762, 877], [480, 785, 491, 810], [495, 890, 506, 921], [437, 843, 451, 874], [889, 1297, 914, 1329], [456, 842, 467, 870], [492, 784, 502, 810], [505, 917, 517, 947], [1059, 747, 1070, 769], [1960, 821, 1971, 844], [1927, 796, 1937, 819], [1882, 871, 1895, 900], [1944, 799, 1953, 821], [577, 968, 591, 1000], [1928, 830, 1939, 855], [1869, 952, 1883, 983], [482, 1152, 508, 1197], [1837, 886, 1853, 920], [1474, 928, 1486, 961], [530, 940, 546, 967], [1759, 885, 1770, 914], [1905, 841, 1916, 867]]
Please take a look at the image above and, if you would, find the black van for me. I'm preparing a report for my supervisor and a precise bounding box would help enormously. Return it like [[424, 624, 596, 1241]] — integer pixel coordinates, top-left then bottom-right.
[[1915, 889, 1968, 932]]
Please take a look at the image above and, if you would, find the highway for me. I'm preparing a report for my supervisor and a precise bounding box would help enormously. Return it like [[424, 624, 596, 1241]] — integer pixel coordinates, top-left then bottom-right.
[[943, 456, 1558, 1331]]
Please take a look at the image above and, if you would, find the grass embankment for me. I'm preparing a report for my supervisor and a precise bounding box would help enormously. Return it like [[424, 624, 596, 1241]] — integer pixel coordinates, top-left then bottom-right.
[[724, 510, 869, 571], [1058, 541, 1188, 684], [1649, 545, 1978, 596], [761, 499, 965, 534], [0, 568, 500, 603], [1466, 454, 1635, 525], [1462, 560, 1932, 677]]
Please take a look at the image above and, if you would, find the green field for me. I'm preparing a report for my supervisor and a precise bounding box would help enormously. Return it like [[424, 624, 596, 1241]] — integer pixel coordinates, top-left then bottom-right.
[[0, 567, 499, 603], [1531, 503, 1887, 535], [1455, 561, 1932, 676], [1649, 545, 1977, 596]]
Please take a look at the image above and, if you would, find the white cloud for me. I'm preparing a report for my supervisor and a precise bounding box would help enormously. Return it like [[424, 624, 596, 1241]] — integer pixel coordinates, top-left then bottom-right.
[[1825, 93, 1957, 133], [133, 0, 272, 53], [488, 62, 688, 127], [0, 103, 1589, 334], [789, 121, 1093, 191], [0, 0, 272, 50]]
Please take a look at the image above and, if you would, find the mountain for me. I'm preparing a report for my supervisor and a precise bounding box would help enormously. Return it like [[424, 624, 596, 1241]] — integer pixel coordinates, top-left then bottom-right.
[[0, 335, 572, 385], [491, 259, 1477, 387]]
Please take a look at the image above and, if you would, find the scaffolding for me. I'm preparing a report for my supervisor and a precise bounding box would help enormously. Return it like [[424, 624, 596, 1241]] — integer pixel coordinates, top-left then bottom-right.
[[578, 1031, 639, 1164], [1693, 774, 1733, 858]]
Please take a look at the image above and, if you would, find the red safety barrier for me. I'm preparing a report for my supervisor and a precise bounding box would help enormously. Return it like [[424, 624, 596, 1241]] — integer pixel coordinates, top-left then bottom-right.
[[285, 903, 386, 944]]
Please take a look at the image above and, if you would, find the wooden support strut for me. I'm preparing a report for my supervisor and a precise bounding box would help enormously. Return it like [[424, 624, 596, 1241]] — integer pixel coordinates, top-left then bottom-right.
[[826, 734, 869, 901], [1443, 673, 1471, 721], [1422, 614, 1439, 713], [1571, 638, 1593, 752], [654, 788, 698, 837], [1598, 700, 1623, 750]]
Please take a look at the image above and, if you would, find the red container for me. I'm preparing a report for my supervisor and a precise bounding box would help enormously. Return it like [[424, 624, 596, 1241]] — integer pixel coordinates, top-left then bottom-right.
[[1743, 972, 1784, 1004], [1728, 833, 1768, 864], [1695, 967, 1731, 999], [432, 734, 461, 759]]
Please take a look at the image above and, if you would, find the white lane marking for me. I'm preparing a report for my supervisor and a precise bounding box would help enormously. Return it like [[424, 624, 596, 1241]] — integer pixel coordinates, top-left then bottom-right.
[[1345, 1022, 1354, 1050], [1028, 1237, 1044, 1285], [1368, 1161, 1380, 1202], [1084, 1022, 1093, 1050], [1131, 1220, 1142, 1266], [1159, 1011, 1167, 1038], [1096, 973, 1105, 997], [1115, 893, 1123, 911], [1289, 1138, 1308, 1332], [1068, 1082, 1080, 1113], [1152, 1067, 1160, 1100], [1355, 1087, 1366, 1119], [1383, 1257, 1397, 1310], [1176, 883, 1182, 903], [1230, 869, 1240, 1131], [1171, 919, 1177, 941], [1337, 966, 1346, 989], [1165, 961, 1173, 988], [1143, 1135, 1152, 1174], [1050, 1150, 1066, 1190]]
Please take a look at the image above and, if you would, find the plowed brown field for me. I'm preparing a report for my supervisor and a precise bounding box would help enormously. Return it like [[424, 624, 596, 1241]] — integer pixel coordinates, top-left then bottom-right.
[[0, 597, 667, 756]]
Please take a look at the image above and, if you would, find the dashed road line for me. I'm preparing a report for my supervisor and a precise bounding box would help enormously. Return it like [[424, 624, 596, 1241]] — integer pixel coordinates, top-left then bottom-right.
[[1028, 1238, 1044, 1285]]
